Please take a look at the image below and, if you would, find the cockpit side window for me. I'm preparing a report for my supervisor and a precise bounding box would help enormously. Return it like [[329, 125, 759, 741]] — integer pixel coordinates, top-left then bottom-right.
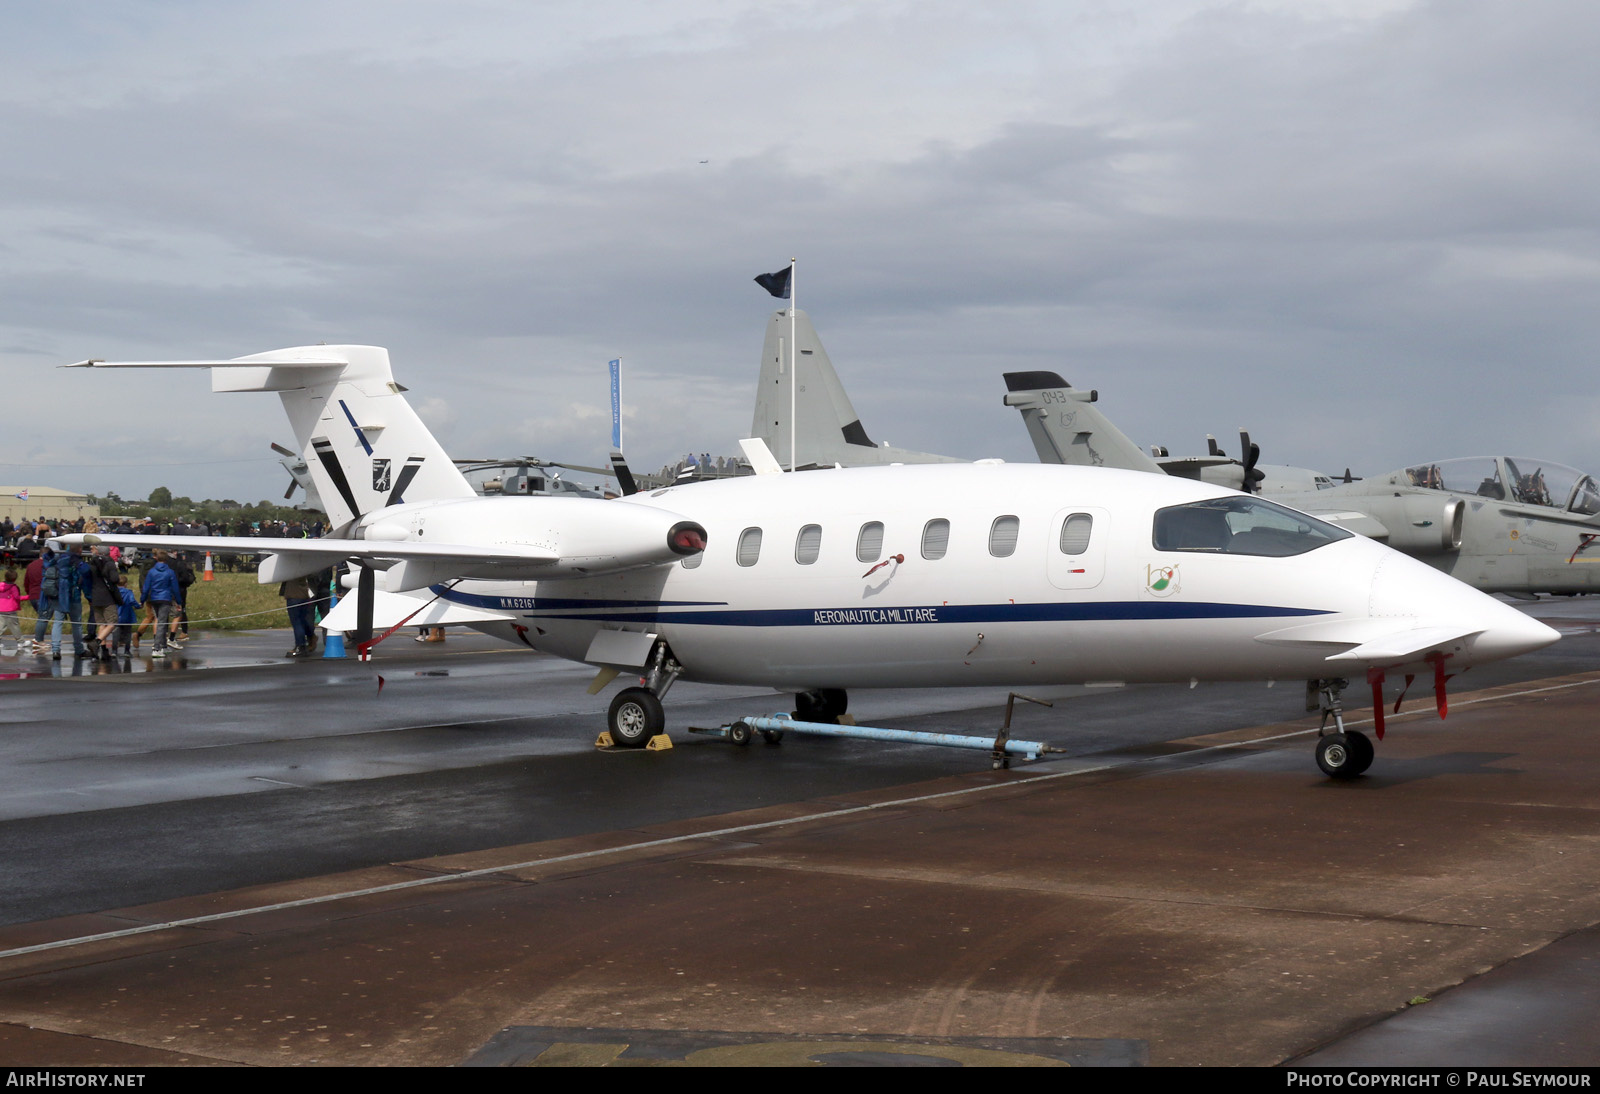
[[1153, 497, 1352, 557]]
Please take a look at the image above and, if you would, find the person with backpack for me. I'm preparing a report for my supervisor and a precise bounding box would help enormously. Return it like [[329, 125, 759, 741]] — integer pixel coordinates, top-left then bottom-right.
[[170, 553, 196, 647], [85, 546, 122, 661], [38, 546, 87, 661]]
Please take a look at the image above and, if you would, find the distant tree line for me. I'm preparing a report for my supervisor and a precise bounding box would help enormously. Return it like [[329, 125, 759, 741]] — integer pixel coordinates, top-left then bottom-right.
[[87, 488, 323, 528]]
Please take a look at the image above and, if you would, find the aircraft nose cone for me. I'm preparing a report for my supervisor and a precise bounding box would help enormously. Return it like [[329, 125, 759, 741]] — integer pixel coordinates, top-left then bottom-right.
[[1369, 552, 1560, 666], [1472, 609, 1561, 662]]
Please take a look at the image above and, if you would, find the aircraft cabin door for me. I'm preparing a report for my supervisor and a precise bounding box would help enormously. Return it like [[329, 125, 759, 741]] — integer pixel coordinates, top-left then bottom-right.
[[1047, 507, 1108, 591]]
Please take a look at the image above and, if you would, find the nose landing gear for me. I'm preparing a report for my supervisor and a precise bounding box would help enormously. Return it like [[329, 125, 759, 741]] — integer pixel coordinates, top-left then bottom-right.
[[1309, 678, 1375, 779]]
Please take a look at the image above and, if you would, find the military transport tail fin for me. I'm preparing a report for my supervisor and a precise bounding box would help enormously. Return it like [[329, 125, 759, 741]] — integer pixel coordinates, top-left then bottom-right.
[[751, 309, 959, 469], [69, 346, 476, 529], [1001, 372, 1167, 474]]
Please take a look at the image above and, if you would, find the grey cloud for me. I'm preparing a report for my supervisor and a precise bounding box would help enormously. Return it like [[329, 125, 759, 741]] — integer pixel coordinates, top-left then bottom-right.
[[3, 1, 1598, 504]]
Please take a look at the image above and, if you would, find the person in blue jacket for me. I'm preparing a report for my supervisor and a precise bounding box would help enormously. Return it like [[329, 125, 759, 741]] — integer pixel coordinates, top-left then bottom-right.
[[115, 576, 141, 657], [140, 549, 182, 658], [38, 546, 86, 660]]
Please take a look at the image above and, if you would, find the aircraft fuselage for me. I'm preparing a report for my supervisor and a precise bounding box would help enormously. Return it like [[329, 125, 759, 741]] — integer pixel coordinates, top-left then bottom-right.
[[406, 463, 1551, 691]]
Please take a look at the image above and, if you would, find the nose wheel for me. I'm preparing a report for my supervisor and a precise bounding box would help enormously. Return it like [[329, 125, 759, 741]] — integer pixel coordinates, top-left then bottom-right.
[[1309, 678, 1376, 779], [1315, 730, 1375, 779]]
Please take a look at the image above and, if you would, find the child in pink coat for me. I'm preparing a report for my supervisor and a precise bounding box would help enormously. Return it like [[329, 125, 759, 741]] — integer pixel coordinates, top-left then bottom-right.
[[0, 569, 22, 650]]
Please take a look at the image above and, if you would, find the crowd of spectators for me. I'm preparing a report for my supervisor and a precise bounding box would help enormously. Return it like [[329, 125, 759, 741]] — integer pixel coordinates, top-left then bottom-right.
[[0, 516, 332, 661]]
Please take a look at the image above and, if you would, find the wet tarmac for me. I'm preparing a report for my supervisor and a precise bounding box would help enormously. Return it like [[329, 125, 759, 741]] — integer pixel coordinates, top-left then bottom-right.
[[0, 601, 1597, 1066]]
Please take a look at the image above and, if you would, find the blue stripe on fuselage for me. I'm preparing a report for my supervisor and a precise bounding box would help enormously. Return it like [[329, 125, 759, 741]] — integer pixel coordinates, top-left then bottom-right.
[[435, 586, 1328, 627]]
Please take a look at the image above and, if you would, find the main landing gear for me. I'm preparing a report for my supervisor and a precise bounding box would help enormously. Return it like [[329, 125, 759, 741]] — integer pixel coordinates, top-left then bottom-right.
[[723, 688, 851, 748], [604, 644, 683, 749], [1308, 678, 1375, 779], [793, 688, 848, 725]]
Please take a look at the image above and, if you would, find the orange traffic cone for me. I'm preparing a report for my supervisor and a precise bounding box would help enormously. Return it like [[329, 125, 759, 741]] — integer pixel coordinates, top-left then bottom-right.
[[203, 551, 215, 581]]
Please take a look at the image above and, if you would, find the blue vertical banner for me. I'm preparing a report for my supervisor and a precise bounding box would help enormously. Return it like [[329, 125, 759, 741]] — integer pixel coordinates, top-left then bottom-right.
[[608, 358, 622, 450]]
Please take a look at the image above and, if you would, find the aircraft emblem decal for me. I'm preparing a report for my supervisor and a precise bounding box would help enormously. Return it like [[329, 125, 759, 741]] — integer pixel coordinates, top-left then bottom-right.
[[1146, 564, 1180, 597], [373, 458, 391, 493]]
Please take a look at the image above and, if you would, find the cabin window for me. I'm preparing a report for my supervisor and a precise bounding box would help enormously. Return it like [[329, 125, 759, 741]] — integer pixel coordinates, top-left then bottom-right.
[[921, 518, 950, 560], [1059, 513, 1093, 555], [856, 521, 884, 563], [988, 515, 1020, 558], [737, 527, 763, 567], [681, 552, 703, 569], [795, 524, 822, 565], [1152, 496, 1351, 557]]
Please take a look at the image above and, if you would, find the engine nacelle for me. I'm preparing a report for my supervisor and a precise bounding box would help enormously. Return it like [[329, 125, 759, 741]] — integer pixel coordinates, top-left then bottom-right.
[[1363, 495, 1464, 553]]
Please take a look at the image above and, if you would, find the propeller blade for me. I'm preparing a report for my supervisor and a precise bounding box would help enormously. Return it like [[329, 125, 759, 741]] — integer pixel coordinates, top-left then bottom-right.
[[1238, 429, 1265, 493], [609, 449, 638, 497], [270, 441, 296, 457]]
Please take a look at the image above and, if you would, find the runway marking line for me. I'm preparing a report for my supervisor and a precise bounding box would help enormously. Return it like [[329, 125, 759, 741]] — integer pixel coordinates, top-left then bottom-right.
[[2, 673, 1596, 964]]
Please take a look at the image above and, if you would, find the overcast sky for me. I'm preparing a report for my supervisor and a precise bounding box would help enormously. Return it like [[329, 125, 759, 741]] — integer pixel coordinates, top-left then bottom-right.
[[3, 0, 1596, 505]]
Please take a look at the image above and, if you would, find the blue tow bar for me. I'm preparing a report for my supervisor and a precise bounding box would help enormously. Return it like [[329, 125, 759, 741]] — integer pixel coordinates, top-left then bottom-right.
[[706, 693, 1064, 769]]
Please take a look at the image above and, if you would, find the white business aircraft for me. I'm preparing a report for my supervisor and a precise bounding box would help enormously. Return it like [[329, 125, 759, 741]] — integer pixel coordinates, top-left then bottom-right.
[[62, 346, 1558, 778]]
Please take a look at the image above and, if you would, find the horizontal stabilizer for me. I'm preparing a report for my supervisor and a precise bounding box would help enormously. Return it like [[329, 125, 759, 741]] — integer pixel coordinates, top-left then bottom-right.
[[67, 358, 346, 369], [318, 588, 513, 632], [1003, 371, 1070, 392]]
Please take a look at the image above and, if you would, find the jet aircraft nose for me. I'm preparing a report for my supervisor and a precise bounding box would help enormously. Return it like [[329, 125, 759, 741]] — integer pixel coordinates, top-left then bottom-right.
[[1369, 552, 1560, 666], [1470, 606, 1562, 662]]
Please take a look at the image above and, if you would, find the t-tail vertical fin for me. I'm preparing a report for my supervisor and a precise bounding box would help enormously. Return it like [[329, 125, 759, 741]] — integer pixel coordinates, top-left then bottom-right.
[[69, 345, 476, 529]]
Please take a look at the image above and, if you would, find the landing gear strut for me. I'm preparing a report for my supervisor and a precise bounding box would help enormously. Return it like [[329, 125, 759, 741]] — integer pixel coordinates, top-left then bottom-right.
[[1308, 678, 1374, 779], [793, 688, 848, 724], [605, 643, 683, 749]]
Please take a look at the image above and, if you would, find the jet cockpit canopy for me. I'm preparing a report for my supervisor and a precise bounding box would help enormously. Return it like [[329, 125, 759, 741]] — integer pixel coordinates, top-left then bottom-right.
[[1403, 457, 1600, 516]]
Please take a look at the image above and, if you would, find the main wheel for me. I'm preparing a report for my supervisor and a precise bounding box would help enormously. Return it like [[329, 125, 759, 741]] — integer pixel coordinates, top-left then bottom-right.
[[1316, 732, 1366, 780], [794, 688, 848, 724], [608, 687, 664, 748]]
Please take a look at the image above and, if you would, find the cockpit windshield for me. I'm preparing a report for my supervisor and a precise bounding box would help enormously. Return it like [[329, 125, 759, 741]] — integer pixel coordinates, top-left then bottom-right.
[[1405, 456, 1600, 514], [1405, 457, 1504, 499], [1152, 496, 1353, 557]]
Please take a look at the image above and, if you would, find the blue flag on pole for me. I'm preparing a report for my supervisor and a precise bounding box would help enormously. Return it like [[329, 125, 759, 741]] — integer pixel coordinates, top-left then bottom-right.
[[608, 359, 622, 450]]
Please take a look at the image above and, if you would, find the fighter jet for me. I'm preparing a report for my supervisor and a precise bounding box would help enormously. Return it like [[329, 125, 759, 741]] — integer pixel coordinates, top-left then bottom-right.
[[1002, 372, 1600, 598], [61, 345, 1557, 779]]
